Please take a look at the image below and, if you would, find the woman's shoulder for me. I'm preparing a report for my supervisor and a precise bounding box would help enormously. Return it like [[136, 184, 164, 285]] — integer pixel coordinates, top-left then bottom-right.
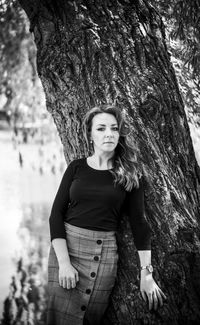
[[68, 156, 86, 168]]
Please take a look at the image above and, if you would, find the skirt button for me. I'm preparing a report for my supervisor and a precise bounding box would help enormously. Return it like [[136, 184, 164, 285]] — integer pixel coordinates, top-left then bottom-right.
[[86, 289, 91, 294], [81, 305, 86, 311], [96, 239, 102, 245], [90, 272, 96, 278], [94, 256, 99, 261]]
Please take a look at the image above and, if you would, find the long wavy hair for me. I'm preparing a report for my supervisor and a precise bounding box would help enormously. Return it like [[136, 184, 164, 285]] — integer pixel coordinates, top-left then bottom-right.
[[82, 105, 143, 191]]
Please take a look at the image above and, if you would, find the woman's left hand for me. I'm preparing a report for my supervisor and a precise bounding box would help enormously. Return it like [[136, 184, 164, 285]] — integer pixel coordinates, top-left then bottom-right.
[[140, 270, 167, 311]]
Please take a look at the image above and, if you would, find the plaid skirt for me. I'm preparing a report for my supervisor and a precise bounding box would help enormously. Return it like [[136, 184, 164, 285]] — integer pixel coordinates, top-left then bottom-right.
[[47, 222, 119, 325]]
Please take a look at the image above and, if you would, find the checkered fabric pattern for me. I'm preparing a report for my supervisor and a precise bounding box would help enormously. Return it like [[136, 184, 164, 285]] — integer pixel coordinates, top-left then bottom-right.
[[47, 222, 119, 325]]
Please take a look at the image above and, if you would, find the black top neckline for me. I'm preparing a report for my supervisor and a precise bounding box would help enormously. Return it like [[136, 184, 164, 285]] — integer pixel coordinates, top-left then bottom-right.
[[84, 157, 114, 172]]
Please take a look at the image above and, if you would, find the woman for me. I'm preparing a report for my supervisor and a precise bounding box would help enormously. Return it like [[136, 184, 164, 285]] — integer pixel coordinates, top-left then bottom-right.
[[47, 105, 166, 325]]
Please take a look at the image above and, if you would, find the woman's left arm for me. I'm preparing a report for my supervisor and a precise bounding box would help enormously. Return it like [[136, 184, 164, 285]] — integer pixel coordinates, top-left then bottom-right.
[[124, 175, 166, 310], [138, 250, 167, 310]]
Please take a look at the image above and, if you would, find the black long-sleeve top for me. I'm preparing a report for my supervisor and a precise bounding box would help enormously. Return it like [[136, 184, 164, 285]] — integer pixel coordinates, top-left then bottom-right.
[[49, 157, 151, 250]]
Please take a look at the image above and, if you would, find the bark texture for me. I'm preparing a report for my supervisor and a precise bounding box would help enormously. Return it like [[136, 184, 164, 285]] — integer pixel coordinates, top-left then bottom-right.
[[18, 0, 200, 324]]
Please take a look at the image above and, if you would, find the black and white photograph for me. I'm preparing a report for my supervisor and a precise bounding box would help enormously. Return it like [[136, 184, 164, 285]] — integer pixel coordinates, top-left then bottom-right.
[[0, 1, 200, 324]]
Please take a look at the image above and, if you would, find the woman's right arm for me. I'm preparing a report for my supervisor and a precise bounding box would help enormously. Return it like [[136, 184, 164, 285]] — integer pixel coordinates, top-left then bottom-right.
[[49, 161, 79, 289], [52, 238, 79, 289]]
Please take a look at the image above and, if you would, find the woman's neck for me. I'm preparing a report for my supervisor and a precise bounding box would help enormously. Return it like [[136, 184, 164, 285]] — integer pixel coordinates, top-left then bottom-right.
[[88, 152, 114, 169]]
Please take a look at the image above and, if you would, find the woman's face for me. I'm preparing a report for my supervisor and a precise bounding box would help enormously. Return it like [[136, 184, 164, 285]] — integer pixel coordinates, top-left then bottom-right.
[[90, 113, 120, 154]]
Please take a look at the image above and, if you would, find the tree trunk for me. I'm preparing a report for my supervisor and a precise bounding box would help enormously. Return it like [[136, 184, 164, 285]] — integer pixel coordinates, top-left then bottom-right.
[[18, 0, 200, 323]]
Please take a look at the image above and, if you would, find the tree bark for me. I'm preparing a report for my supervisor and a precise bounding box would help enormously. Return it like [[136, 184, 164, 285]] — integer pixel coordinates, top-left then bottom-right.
[[18, 0, 200, 323]]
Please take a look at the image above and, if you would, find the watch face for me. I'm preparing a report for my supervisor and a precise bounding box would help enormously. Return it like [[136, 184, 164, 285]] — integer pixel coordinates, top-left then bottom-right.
[[147, 265, 153, 273]]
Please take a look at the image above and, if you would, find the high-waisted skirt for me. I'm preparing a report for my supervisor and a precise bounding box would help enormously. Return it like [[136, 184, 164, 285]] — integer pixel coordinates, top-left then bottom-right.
[[47, 222, 119, 325]]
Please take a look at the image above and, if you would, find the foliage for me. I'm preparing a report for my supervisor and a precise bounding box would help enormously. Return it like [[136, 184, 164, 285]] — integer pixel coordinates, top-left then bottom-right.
[[0, 0, 46, 128], [150, 0, 200, 163], [0, 0, 27, 72], [151, 0, 200, 80], [0, 202, 49, 325]]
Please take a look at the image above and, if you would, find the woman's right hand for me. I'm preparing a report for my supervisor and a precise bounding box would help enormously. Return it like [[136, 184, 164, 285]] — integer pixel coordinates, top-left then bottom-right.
[[59, 262, 79, 289]]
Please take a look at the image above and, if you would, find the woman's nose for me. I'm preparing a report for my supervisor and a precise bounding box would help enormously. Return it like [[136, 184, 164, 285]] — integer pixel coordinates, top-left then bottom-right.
[[105, 129, 113, 136]]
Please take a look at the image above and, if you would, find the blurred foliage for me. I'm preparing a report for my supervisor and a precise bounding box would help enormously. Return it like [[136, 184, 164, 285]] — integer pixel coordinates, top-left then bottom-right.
[[150, 0, 200, 163], [0, 0, 27, 73], [151, 0, 200, 80], [0, 0, 46, 128], [0, 203, 49, 325], [169, 37, 200, 164]]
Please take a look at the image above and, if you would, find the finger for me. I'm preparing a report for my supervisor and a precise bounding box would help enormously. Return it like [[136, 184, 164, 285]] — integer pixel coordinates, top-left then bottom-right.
[[75, 272, 79, 283], [60, 277, 67, 289], [140, 291, 147, 303], [158, 288, 168, 304], [59, 277, 62, 287], [66, 278, 71, 290], [156, 289, 163, 307], [148, 293, 153, 311], [59, 277, 65, 287], [62, 278, 66, 289], [159, 289, 167, 300], [152, 291, 158, 310], [71, 278, 76, 288]]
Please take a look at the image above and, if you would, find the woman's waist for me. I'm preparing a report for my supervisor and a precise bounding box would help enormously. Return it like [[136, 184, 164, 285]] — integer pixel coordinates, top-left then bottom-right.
[[64, 209, 119, 233], [64, 221, 117, 239]]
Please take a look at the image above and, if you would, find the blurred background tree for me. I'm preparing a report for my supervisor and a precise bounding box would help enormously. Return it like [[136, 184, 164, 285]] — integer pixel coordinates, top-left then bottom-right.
[[0, 3, 65, 325], [0, 0, 46, 131]]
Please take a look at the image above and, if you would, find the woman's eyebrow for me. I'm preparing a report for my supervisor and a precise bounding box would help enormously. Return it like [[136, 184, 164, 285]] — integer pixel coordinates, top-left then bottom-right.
[[96, 124, 118, 126]]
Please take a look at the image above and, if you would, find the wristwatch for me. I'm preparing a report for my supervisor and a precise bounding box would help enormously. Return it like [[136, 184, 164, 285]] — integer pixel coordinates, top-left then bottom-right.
[[140, 264, 153, 273]]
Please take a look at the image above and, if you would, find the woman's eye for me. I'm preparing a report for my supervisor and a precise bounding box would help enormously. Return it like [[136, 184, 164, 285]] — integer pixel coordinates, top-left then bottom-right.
[[96, 127, 119, 131]]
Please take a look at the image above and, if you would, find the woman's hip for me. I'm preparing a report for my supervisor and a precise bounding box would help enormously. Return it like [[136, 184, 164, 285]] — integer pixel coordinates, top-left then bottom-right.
[[64, 222, 118, 261]]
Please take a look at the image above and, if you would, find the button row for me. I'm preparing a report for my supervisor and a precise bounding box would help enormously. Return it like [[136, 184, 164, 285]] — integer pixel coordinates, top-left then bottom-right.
[[80, 239, 102, 313]]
